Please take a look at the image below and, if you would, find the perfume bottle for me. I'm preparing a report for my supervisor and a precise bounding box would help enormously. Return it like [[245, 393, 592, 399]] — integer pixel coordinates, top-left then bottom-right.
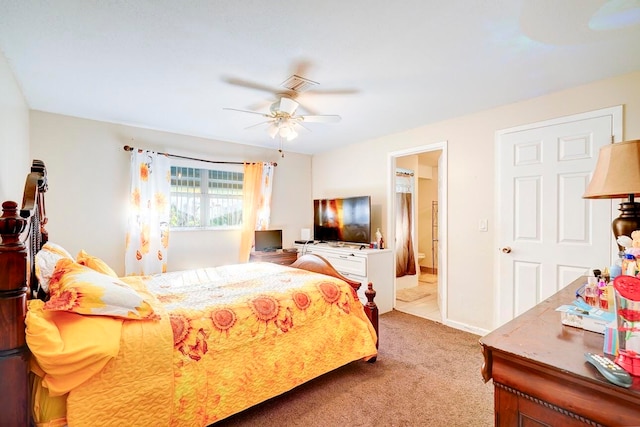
[[375, 228, 384, 249], [598, 278, 612, 311], [584, 276, 599, 307]]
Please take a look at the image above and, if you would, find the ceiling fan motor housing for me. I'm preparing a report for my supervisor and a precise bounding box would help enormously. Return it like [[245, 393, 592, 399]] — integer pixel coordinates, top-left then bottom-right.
[[270, 97, 298, 116]]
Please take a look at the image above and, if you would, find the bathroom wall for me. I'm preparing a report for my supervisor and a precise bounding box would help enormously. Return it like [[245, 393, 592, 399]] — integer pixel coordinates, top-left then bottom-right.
[[418, 165, 438, 273]]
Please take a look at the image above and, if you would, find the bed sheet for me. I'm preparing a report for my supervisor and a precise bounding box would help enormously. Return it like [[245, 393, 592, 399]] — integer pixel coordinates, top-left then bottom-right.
[[66, 262, 377, 426]]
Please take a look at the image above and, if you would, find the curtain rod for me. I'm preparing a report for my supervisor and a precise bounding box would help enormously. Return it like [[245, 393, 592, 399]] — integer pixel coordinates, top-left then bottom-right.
[[123, 145, 277, 166]]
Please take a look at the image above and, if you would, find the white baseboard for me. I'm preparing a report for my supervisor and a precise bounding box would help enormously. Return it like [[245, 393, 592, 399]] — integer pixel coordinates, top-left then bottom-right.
[[442, 318, 491, 337]]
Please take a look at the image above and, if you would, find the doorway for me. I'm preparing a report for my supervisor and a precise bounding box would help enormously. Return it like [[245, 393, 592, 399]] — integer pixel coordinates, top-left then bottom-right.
[[388, 142, 448, 322]]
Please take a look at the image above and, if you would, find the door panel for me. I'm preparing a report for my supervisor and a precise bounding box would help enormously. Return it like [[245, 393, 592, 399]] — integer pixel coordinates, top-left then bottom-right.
[[558, 173, 591, 243], [513, 261, 540, 316], [514, 176, 541, 241]]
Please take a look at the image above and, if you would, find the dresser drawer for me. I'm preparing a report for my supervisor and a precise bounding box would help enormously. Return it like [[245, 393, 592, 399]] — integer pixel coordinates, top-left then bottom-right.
[[319, 253, 367, 277]]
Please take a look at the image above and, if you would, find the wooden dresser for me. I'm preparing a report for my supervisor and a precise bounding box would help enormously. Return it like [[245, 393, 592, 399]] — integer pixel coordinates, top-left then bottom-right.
[[479, 277, 640, 426], [249, 250, 298, 266]]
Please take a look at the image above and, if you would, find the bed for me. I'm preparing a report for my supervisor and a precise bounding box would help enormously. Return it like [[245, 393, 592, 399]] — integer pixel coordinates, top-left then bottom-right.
[[0, 160, 379, 426]]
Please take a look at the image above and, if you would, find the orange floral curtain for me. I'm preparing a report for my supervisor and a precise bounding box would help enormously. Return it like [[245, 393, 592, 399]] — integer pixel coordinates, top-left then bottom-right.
[[125, 150, 171, 275], [239, 162, 274, 262]]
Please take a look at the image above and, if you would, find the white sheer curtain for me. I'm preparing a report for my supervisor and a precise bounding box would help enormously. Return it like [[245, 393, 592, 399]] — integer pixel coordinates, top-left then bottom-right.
[[239, 162, 275, 262], [125, 149, 171, 275], [255, 163, 275, 230]]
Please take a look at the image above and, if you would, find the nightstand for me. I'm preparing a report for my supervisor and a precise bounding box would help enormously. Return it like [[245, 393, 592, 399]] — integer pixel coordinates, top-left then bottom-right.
[[249, 250, 298, 266]]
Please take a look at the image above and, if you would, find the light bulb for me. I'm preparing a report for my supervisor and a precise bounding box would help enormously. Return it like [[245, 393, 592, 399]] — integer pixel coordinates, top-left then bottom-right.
[[286, 128, 298, 141], [279, 126, 291, 138]]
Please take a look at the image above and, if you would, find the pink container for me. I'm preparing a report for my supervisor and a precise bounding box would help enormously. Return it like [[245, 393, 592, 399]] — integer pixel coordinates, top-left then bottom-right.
[[613, 275, 640, 376]]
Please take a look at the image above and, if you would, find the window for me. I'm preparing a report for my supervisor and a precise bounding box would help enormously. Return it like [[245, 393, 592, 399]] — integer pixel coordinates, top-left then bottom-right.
[[170, 162, 244, 229]]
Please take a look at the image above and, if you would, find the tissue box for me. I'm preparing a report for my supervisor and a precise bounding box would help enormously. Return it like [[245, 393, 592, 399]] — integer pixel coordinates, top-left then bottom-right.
[[556, 299, 616, 334]]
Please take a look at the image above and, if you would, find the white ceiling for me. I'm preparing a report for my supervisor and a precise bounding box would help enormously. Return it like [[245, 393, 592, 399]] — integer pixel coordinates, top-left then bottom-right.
[[1, 0, 639, 155]]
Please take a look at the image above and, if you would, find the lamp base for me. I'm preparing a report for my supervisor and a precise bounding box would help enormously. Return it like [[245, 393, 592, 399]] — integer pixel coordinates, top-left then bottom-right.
[[613, 201, 640, 251]]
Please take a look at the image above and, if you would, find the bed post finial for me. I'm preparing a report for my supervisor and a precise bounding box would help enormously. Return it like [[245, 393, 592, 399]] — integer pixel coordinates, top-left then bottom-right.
[[365, 282, 379, 353], [0, 200, 31, 426], [0, 201, 28, 242]]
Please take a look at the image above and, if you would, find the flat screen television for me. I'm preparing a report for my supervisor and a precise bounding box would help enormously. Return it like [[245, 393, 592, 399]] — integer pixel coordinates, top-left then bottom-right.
[[313, 196, 371, 244], [254, 229, 283, 252]]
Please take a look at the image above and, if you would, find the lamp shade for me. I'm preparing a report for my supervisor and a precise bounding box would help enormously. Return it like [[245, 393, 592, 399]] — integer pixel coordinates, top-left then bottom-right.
[[583, 140, 640, 199]]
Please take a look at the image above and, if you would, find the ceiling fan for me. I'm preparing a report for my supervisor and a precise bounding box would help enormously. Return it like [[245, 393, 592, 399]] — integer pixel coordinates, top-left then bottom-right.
[[224, 92, 341, 141], [225, 71, 353, 141]]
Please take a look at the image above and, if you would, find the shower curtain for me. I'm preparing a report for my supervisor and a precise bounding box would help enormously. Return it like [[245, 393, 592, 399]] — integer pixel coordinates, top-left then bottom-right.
[[396, 175, 416, 278]]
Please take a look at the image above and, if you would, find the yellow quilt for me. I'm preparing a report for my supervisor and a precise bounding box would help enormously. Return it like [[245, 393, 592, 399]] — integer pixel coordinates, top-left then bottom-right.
[[30, 262, 378, 426]]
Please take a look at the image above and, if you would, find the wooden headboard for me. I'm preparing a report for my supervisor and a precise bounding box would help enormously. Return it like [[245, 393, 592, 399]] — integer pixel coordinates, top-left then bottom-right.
[[0, 160, 48, 426]]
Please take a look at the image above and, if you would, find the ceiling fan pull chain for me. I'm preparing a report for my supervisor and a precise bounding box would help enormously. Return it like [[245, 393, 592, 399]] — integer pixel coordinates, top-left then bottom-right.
[[278, 135, 285, 158]]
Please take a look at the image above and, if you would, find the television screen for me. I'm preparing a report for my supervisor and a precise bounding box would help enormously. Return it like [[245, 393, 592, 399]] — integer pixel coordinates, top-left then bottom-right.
[[254, 229, 283, 252], [313, 196, 371, 244]]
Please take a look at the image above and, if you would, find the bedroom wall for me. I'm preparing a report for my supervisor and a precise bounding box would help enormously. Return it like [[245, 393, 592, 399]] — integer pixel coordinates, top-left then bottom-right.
[[312, 71, 640, 333], [0, 50, 30, 204], [29, 112, 312, 275]]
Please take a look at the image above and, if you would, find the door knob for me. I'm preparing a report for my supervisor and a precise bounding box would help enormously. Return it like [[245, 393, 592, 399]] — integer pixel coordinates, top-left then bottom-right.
[[501, 247, 512, 254]]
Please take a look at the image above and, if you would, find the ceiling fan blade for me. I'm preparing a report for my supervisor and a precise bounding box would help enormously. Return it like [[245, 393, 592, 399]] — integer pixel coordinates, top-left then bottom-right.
[[246, 99, 273, 112], [244, 120, 273, 130], [292, 121, 310, 132], [223, 107, 272, 118], [289, 60, 314, 81], [299, 114, 341, 123], [306, 88, 359, 96], [278, 97, 299, 115], [221, 76, 281, 95]]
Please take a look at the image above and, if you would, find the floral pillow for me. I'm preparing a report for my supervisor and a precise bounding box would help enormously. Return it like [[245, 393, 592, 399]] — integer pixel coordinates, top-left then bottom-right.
[[76, 249, 118, 278], [35, 242, 74, 293], [43, 258, 155, 320]]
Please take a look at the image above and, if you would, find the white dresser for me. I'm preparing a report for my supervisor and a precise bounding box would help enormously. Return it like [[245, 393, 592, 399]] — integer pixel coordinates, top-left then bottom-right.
[[294, 243, 394, 314]]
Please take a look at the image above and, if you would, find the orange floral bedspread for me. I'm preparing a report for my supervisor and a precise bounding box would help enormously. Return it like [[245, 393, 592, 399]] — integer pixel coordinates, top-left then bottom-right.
[[66, 262, 378, 426]]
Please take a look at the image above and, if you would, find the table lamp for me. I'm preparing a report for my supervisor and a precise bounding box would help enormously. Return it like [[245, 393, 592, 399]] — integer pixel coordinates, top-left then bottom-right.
[[583, 139, 640, 252]]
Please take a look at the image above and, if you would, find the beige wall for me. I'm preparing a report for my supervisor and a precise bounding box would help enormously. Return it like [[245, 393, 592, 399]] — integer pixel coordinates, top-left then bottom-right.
[[418, 168, 438, 271], [313, 71, 640, 332], [0, 51, 29, 203], [29, 111, 313, 275]]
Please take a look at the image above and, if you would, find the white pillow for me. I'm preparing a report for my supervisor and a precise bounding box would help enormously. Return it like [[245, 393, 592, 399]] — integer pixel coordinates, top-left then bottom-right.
[[35, 242, 74, 293]]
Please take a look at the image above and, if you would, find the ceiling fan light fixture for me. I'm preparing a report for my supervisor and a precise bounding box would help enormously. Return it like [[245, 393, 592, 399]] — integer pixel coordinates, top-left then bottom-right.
[[279, 125, 292, 138], [267, 123, 279, 139], [285, 127, 298, 141]]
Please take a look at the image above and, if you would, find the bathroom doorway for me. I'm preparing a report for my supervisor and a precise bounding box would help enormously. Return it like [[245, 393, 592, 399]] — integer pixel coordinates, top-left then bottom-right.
[[389, 143, 447, 323]]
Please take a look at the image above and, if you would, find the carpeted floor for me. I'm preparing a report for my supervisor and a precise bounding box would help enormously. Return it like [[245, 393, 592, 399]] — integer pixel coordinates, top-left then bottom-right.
[[214, 310, 494, 427]]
